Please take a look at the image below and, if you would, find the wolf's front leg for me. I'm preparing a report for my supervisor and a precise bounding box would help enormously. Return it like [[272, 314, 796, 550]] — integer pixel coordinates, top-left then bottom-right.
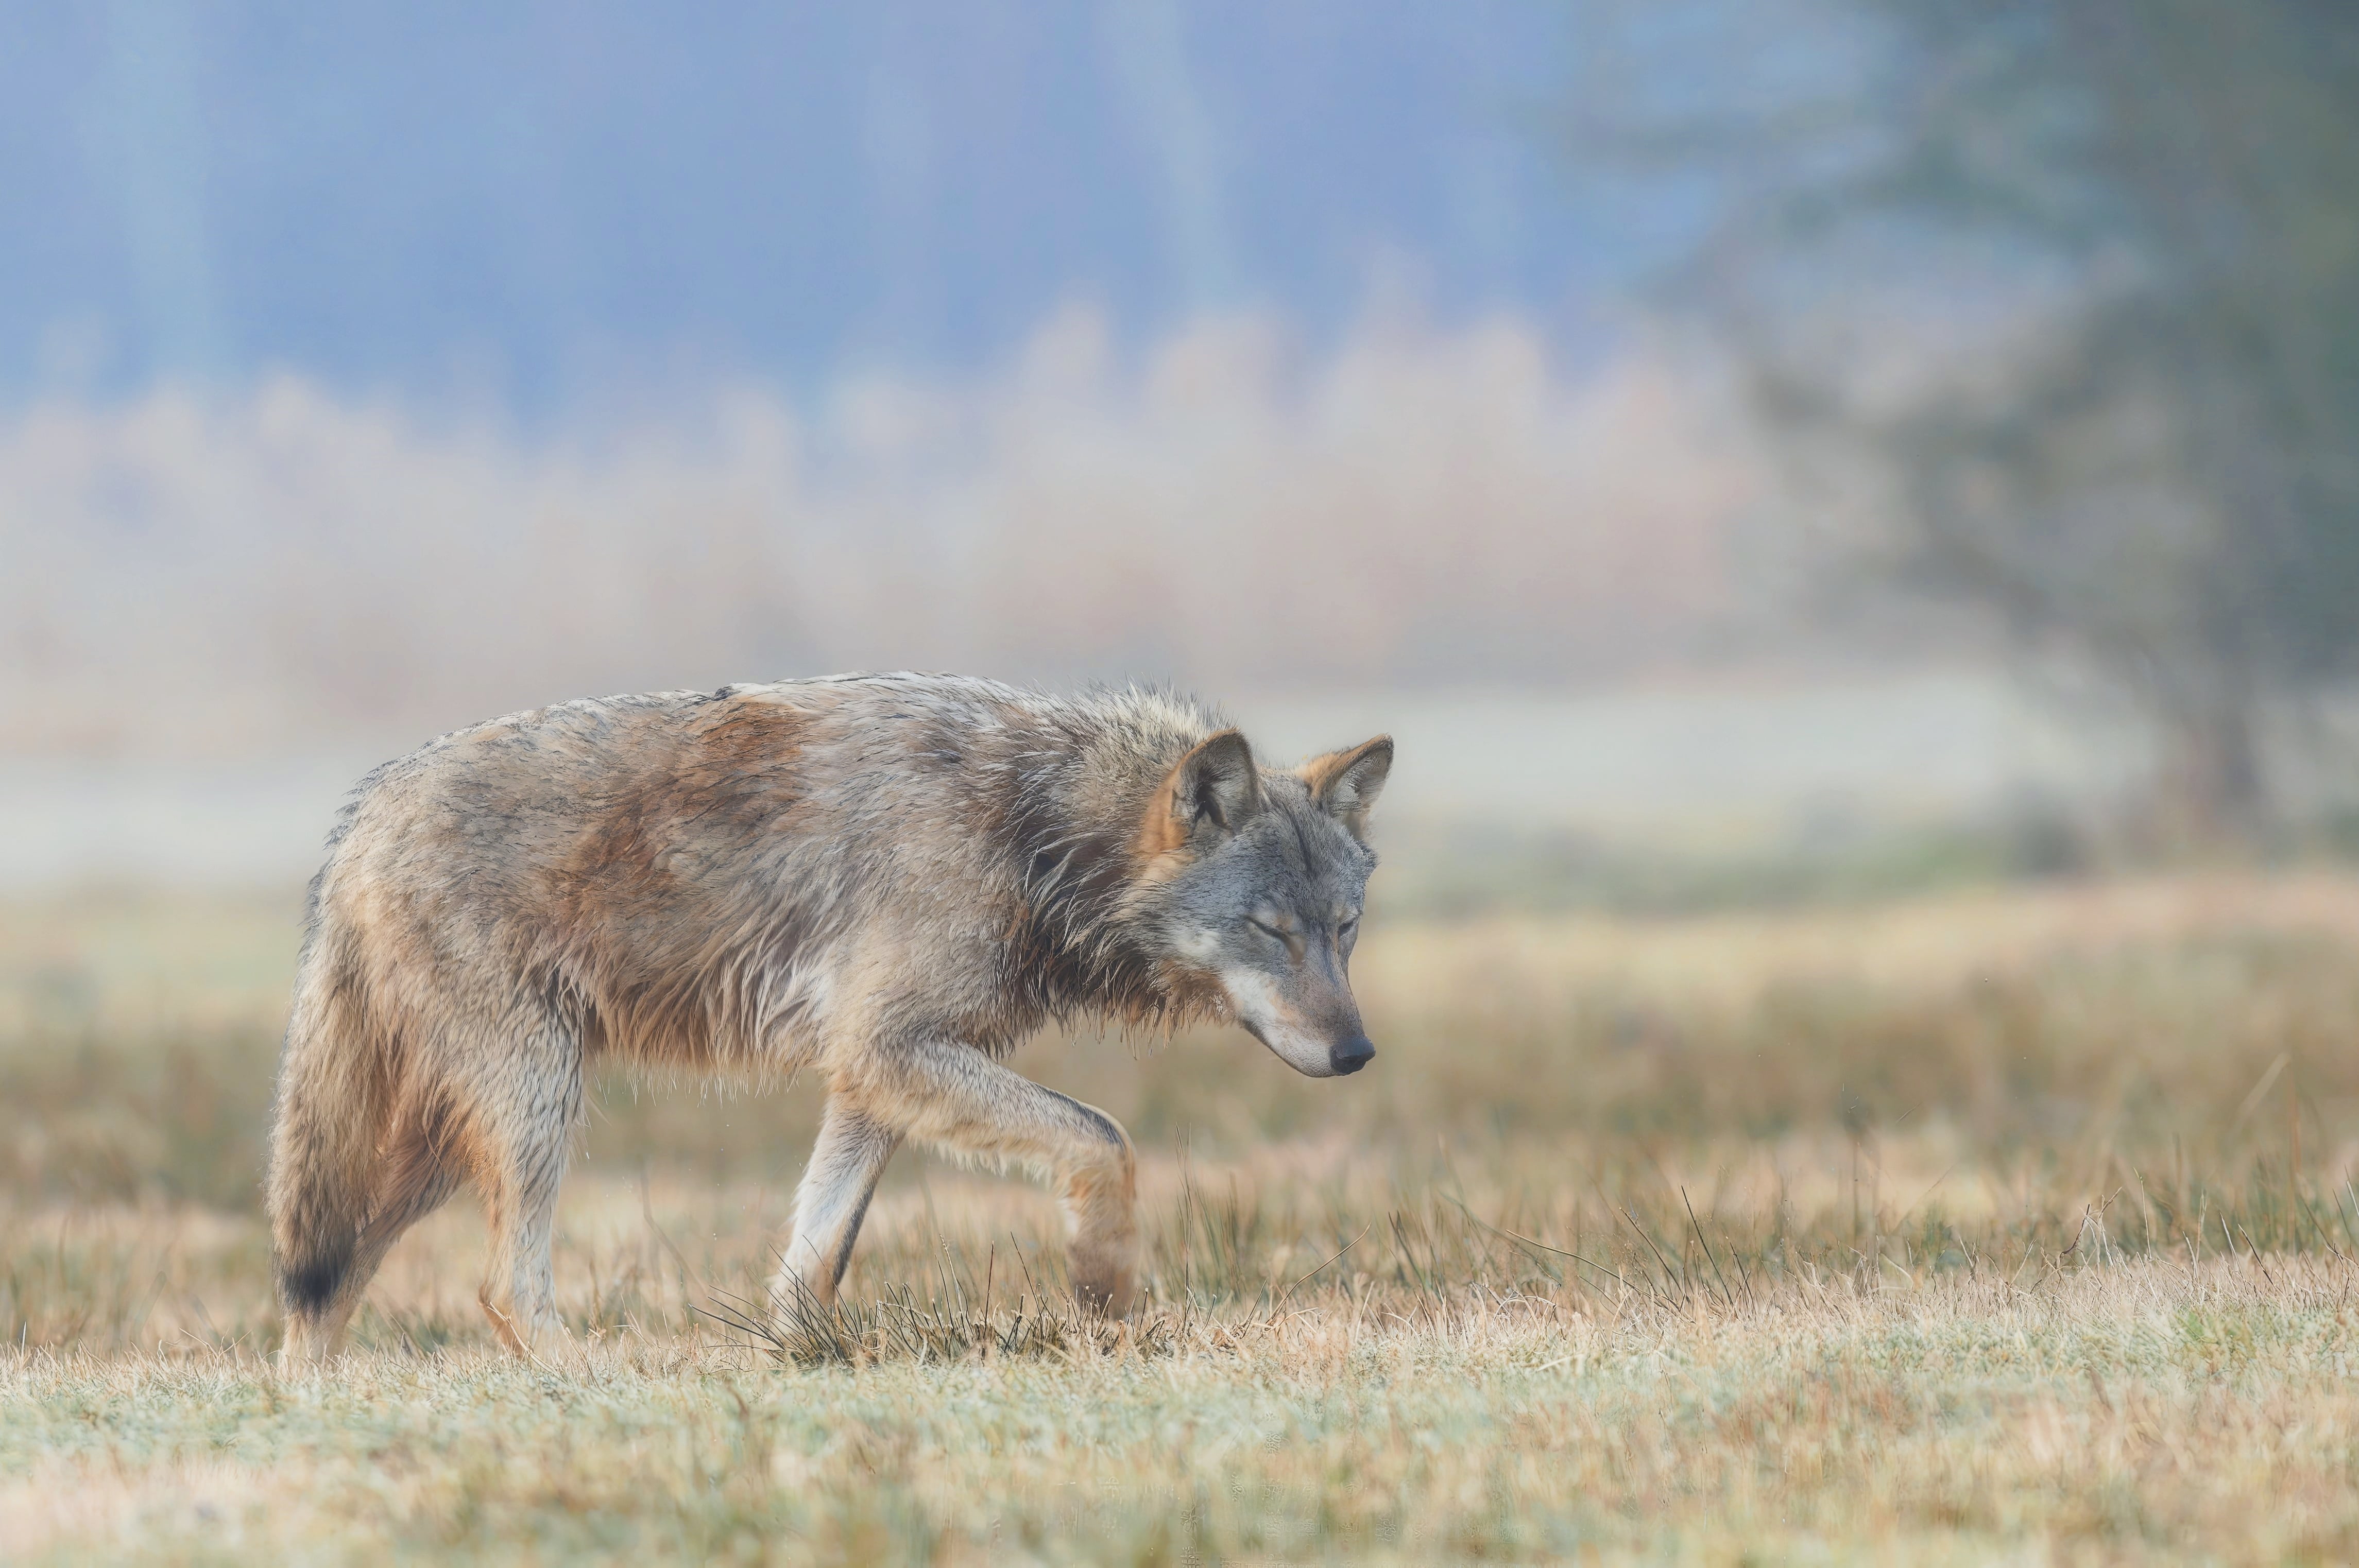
[[849, 1037, 1139, 1315], [774, 1097, 902, 1315]]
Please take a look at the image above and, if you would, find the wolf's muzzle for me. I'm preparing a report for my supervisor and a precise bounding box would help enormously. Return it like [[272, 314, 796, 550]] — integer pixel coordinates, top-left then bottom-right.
[[1328, 1033, 1376, 1075]]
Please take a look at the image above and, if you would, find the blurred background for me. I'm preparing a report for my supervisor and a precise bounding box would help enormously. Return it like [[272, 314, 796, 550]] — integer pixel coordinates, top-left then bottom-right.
[[10, 0, 2354, 898], [5, 2, 2359, 1317]]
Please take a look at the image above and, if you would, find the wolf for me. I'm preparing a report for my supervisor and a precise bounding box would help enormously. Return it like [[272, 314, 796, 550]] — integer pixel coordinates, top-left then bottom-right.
[[266, 673, 1392, 1363]]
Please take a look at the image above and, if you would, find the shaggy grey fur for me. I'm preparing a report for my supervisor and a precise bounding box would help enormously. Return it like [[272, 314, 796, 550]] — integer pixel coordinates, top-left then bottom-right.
[[266, 673, 1390, 1363]]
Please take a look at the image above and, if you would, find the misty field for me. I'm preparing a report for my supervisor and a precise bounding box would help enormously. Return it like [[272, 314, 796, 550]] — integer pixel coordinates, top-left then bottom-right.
[[7, 874, 2359, 1562]]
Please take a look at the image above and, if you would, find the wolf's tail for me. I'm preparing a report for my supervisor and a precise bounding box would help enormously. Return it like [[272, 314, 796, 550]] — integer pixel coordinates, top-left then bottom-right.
[[266, 959, 388, 1349]]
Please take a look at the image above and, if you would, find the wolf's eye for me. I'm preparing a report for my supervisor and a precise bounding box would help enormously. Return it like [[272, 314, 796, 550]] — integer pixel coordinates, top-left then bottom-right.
[[1247, 916, 1293, 944]]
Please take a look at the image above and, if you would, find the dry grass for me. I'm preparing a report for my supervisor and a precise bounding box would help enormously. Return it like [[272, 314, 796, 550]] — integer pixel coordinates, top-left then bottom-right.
[[7, 872, 2359, 1561], [6, 1174, 2359, 1565]]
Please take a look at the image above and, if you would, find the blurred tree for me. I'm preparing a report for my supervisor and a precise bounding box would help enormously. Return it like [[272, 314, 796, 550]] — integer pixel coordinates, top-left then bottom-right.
[[1577, 0, 2359, 837]]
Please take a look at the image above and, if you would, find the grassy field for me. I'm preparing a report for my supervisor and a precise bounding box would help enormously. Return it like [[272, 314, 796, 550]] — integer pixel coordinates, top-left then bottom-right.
[[6, 874, 2359, 1562]]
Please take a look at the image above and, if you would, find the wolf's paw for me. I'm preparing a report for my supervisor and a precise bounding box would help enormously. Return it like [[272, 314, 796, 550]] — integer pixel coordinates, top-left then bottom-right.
[[480, 1291, 572, 1366]]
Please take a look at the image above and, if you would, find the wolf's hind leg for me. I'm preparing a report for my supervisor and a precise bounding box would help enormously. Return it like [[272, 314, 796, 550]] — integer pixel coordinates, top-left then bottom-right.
[[467, 1022, 583, 1362], [773, 1097, 902, 1316], [849, 1038, 1138, 1315]]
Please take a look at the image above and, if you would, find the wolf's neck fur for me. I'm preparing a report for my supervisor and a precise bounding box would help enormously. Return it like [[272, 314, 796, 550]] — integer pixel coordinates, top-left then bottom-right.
[[986, 692, 1218, 1037]]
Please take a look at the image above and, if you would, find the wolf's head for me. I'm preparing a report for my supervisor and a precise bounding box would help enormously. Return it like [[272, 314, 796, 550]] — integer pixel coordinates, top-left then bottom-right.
[[1132, 729, 1393, 1078]]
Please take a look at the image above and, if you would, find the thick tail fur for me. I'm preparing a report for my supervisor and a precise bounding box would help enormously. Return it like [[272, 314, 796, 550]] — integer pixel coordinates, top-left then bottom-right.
[[265, 972, 388, 1357]]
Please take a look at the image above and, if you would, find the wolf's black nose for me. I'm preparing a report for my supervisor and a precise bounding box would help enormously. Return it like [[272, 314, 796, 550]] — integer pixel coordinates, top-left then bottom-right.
[[1329, 1034, 1376, 1075]]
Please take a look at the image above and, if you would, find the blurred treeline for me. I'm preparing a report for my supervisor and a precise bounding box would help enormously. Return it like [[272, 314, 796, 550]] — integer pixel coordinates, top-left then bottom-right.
[[0, 324, 1753, 760], [1575, 0, 2359, 841]]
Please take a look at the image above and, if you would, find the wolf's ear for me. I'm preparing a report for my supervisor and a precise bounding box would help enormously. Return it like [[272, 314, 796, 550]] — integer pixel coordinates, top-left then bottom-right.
[[1141, 729, 1265, 856], [1297, 735, 1392, 839]]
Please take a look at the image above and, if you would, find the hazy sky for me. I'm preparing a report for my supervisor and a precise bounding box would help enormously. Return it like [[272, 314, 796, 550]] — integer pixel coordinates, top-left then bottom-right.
[[0, 1, 1704, 411]]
